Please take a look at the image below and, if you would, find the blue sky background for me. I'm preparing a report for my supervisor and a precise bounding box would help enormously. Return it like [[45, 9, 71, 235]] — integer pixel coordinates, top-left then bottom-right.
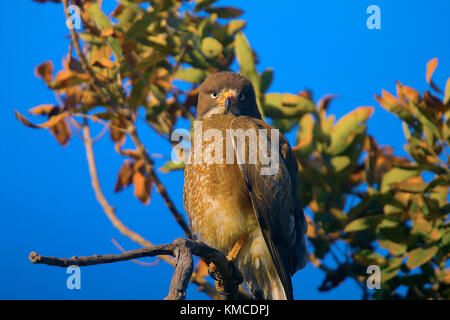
[[0, 0, 448, 299]]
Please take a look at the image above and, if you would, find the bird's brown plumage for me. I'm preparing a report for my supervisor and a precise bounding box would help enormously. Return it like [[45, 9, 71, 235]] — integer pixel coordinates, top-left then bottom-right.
[[183, 71, 307, 299]]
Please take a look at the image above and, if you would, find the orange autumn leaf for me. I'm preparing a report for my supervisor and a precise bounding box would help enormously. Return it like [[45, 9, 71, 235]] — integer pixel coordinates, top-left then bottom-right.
[[100, 27, 114, 38], [426, 58, 438, 84], [382, 89, 399, 105], [426, 58, 442, 93], [396, 81, 420, 105], [50, 70, 89, 90], [133, 170, 152, 205], [28, 104, 57, 116], [92, 58, 116, 69], [194, 260, 209, 278]]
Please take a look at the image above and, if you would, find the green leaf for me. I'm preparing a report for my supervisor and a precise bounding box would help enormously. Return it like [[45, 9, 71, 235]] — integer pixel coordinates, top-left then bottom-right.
[[201, 37, 223, 59], [444, 78, 450, 106], [226, 20, 246, 35], [328, 107, 374, 155], [174, 68, 208, 84], [411, 103, 441, 140], [86, 3, 123, 58], [330, 156, 351, 172], [263, 93, 315, 119], [295, 114, 314, 159], [354, 249, 386, 265], [380, 168, 418, 193], [159, 160, 185, 173], [194, 0, 217, 12], [345, 215, 384, 232], [406, 246, 438, 269], [260, 68, 273, 94], [125, 13, 155, 40], [381, 257, 403, 282], [205, 6, 244, 18], [129, 78, 147, 109], [440, 231, 450, 248], [379, 239, 407, 256], [235, 32, 258, 91]]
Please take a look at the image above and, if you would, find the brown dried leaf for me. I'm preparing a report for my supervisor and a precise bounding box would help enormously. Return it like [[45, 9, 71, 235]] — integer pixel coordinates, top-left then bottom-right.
[[317, 94, 338, 111], [15, 110, 68, 129], [49, 118, 72, 146], [110, 115, 128, 144], [67, 57, 85, 75], [114, 160, 134, 192], [35, 61, 53, 84]]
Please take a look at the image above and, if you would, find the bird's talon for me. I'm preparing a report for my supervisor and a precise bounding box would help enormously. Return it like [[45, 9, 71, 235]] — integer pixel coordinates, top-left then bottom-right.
[[215, 279, 225, 294], [208, 262, 221, 281]]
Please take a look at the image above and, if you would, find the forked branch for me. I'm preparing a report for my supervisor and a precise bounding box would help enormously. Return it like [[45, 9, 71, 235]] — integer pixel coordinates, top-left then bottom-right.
[[29, 238, 244, 300]]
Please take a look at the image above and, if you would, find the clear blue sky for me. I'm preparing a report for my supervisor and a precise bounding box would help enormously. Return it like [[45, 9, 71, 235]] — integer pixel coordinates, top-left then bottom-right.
[[0, 0, 448, 299]]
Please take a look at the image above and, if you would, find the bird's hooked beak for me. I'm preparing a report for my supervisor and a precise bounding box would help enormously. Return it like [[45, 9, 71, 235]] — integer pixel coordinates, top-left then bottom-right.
[[221, 90, 236, 113]]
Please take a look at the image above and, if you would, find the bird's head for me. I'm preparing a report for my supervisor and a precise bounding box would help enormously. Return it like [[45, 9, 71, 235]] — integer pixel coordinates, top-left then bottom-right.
[[196, 71, 261, 119]]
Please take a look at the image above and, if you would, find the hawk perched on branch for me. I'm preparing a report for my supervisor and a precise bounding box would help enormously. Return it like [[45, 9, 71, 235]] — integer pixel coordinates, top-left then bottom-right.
[[183, 72, 307, 300]]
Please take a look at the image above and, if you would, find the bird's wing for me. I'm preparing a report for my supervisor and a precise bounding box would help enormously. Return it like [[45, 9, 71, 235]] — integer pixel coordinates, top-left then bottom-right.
[[229, 116, 308, 300]]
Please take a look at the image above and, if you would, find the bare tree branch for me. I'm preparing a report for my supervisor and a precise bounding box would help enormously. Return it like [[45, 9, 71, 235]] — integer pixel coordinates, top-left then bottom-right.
[[29, 238, 244, 300]]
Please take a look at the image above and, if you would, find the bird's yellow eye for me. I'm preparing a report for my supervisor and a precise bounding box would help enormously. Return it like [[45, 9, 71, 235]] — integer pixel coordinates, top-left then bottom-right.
[[238, 93, 245, 101], [210, 92, 218, 99]]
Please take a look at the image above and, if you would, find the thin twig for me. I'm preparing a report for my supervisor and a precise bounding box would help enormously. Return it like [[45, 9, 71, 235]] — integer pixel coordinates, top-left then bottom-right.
[[128, 124, 192, 239], [72, 113, 128, 133], [91, 124, 110, 143], [111, 238, 160, 267], [82, 122, 158, 250]]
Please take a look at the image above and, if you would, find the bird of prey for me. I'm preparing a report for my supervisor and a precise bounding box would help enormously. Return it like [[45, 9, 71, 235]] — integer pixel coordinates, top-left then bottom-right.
[[183, 71, 308, 300]]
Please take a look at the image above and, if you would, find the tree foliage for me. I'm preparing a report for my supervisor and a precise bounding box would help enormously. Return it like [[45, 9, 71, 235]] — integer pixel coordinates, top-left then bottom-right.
[[19, 0, 449, 299]]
